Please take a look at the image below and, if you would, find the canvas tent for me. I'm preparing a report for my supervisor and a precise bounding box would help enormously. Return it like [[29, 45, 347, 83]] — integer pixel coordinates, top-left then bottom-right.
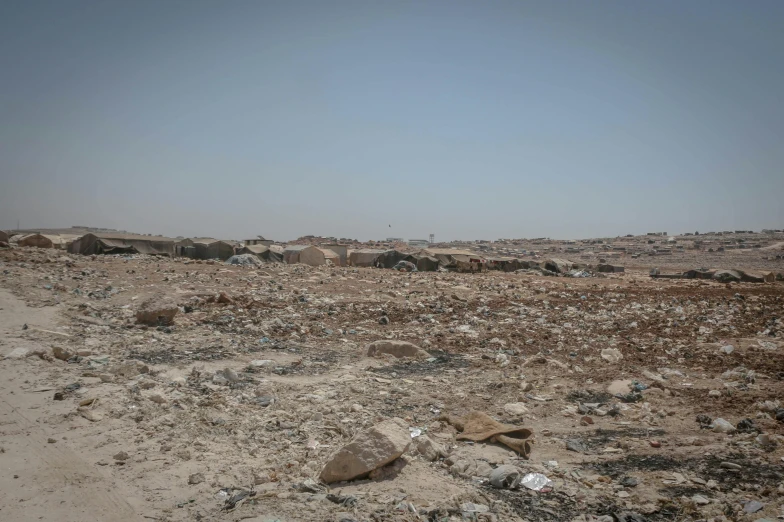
[[0, 230, 9, 244], [376, 250, 417, 269], [450, 254, 484, 273], [283, 245, 339, 266], [420, 248, 485, 271], [17, 233, 58, 249], [349, 249, 387, 267], [420, 248, 485, 267], [176, 238, 235, 260], [236, 244, 283, 263], [69, 233, 175, 256], [416, 255, 440, 272]]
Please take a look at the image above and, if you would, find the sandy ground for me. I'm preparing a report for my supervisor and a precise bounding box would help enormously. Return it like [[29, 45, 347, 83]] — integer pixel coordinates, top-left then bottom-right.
[[0, 246, 783, 522]]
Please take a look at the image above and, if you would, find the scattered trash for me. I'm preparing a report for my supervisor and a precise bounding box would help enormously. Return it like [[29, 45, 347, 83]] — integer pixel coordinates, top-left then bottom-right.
[[440, 411, 533, 458], [489, 465, 522, 489], [566, 439, 590, 454], [520, 472, 553, 491], [327, 494, 357, 507], [223, 489, 256, 511]]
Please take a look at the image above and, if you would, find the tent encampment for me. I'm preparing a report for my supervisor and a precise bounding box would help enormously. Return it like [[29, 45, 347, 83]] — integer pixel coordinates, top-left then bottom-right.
[[69, 233, 176, 256]]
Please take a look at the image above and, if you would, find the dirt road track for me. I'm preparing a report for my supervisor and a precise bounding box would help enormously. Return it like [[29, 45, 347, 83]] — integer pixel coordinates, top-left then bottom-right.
[[0, 290, 144, 522]]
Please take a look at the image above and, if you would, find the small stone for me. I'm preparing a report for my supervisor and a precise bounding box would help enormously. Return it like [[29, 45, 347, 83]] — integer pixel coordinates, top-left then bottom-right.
[[743, 500, 764, 513], [254, 472, 271, 485], [711, 418, 736, 433], [188, 473, 205, 485], [519, 382, 533, 392], [620, 476, 638, 487], [52, 346, 74, 361], [350, 404, 363, 412], [600, 348, 623, 363], [708, 390, 721, 398], [148, 394, 167, 404], [649, 440, 661, 448], [378, 316, 389, 325], [79, 409, 102, 422], [503, 402, 529, 416], [113, 451, 129, 461], [365, 340, 430, 359], [47, 438, 56, 444], [414, 435, 446, 462], [719, 461, 742, 470], [692, 494, 710, 505], [720, 345, 734, 354], [580, 416, 594, 426], [607, 379, 632, 394]]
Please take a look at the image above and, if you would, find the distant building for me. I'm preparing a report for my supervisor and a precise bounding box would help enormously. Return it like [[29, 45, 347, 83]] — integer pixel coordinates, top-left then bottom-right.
[[408, 239, 430, 248]]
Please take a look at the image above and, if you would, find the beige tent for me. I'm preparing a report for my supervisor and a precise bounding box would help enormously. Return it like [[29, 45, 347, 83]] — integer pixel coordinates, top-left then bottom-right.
[[176, 238, 235, 260], [420, 248, 485, 267], [0, 230, 8, 243], [349, 249, 387, 267], [236, 244, 283, 263], [321, 244, 347, 266], [17, 233, 56, 249], [283, 245, 339, 266]]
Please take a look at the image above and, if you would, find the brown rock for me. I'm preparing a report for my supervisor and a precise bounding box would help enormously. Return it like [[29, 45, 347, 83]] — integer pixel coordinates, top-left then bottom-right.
[[113, 451, 129, 461], [320, 418, 411, 483], [414, 435, 447, 462], [135, 297, 178, 326], [366, 340, 430, 359], [52, 346, 74, 361]]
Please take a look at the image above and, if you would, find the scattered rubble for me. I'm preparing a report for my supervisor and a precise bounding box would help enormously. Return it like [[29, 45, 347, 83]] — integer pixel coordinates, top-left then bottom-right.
[[0, 241, 782, 521]]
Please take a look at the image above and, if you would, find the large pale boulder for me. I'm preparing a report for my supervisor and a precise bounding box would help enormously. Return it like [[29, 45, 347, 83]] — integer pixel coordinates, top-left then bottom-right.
[[320, 418, 411, 483], [136, 297, 178, 326], [366, 340, 430, 359]]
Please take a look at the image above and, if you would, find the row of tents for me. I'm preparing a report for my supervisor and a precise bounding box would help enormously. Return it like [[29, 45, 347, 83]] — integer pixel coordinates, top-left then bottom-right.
[[1, 231, 546, 272]]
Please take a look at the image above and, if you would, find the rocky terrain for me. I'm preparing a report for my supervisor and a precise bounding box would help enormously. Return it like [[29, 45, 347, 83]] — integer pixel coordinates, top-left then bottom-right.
[[0, 246, 782, 522]]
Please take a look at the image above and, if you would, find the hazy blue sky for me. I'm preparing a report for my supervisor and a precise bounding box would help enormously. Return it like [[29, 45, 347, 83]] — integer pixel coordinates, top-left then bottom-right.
[[1, 1, 782, 241]]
